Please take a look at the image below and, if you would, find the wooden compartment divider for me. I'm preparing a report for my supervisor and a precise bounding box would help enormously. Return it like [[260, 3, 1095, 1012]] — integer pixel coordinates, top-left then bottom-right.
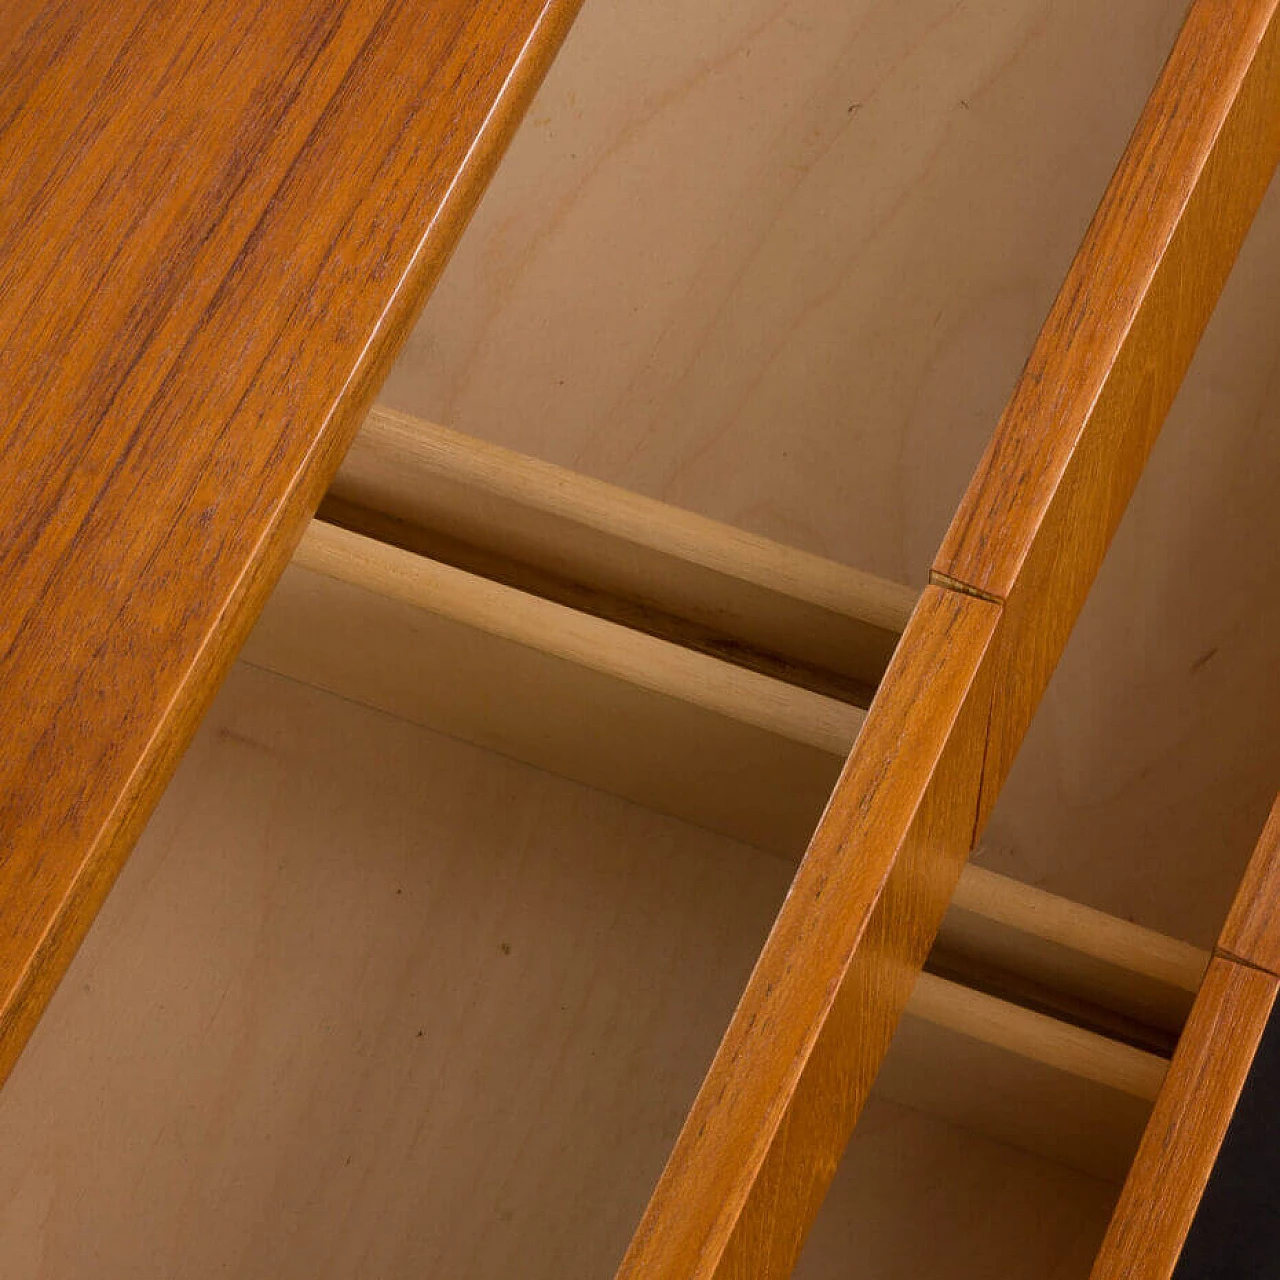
[[1090, 793, 1280, 1278], [0, 0, 585, 1090], [246, 413, 1208, 1050], [242, 494, 1188, 1176], [617, 0, 1280, 1274]]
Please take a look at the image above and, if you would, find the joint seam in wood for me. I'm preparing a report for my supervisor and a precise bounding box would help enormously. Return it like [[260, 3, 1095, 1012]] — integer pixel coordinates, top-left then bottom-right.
[[928, 569, 1003, 605], [1213, 945, 1280, 981]]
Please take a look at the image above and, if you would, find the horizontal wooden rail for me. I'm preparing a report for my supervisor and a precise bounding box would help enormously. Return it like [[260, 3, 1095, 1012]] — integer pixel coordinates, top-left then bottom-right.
[[907, 972, 1164, 1102], [251, 521, 854, 858], [292, 520, 860, 754], [0, 0, 584, 1088], [618, 0, 1280, 1274], [326, 406, 917, 704]]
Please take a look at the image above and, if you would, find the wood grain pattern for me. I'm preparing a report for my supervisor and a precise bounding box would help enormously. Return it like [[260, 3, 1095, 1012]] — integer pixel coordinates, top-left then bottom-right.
[[934, 0, 1280, 824], [0, 0, 582, 1086], [0, 662, 1122, 1279], [1088, 957, 1278, 1280], [386, 0, 1182, 589], [619, 1, 1279, 1271], [1218, 792, 1280, 973], [617, 586, 1000, 1279]]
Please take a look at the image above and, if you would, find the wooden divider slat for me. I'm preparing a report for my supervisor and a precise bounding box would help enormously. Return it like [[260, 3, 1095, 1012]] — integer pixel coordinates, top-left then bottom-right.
[[619, 1, 1280, 1273], [1089, 792, 1280, 1278], [617, 586, 999, 1277], [935, 0, 1280, 825], [0, 0, 583, 1087], [1088, 958, 1278, 1280]]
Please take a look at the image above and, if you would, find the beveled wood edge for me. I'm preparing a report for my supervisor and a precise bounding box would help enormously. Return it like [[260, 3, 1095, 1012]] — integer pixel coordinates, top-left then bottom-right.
[[0, 0, 586, 1090]]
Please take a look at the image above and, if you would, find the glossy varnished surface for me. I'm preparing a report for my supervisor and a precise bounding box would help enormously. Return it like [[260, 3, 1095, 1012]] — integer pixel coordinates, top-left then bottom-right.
[[617, 0, 1280, 1272], [618, 586, 1000, 1278], [1088, 959, 1277, 1280], [0, 0, 582, 1083], [390, 0, 1280, 952]]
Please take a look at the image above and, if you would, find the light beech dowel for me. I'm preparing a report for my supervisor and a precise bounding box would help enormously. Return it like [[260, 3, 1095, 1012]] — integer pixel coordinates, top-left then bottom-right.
[[330, 406, 917, 700], [294, 519, 863, 756], [950, 866, 1206, 994], [907, 972, 1166, 1102], [342, 406, 918, 633]]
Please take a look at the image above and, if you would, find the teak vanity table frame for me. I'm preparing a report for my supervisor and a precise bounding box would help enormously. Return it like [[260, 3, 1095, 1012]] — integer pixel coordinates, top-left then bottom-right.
[[2, 0, 1279, 1275]]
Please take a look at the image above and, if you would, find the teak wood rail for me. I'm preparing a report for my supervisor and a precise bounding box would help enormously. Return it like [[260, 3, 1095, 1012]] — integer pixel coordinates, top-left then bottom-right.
[[617, 0, 1280, 1274], [1090, 794, 1280, 1278], [0, 0, 582, 1086]]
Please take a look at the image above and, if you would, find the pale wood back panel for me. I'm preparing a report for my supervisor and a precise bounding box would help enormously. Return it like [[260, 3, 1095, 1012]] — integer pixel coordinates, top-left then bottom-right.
[[384, 0, 1184, 585], [0, 664, 1119, 1280]]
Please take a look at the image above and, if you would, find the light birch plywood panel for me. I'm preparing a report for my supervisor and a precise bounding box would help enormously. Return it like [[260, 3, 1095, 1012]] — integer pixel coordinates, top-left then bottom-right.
[[380, 0, 1280, 946], [382, 0, 1184, 583], [981, 182, 1280, 946], [0, 664, 1117, 1279]]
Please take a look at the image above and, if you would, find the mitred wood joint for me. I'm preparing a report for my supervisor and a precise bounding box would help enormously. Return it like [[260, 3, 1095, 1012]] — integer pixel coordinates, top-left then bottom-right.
[[927, 569, 1001, 606]]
